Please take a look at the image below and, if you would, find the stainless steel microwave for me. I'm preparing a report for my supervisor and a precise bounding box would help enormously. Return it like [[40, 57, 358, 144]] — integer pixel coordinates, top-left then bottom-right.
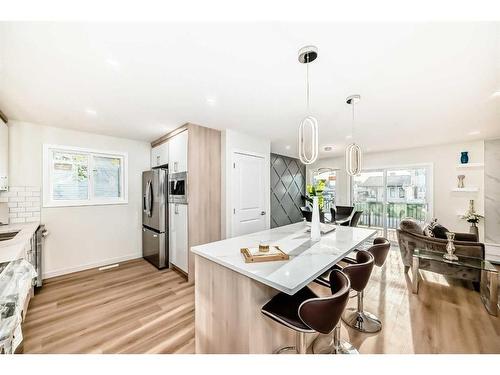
[[168, 171, 188, 204]]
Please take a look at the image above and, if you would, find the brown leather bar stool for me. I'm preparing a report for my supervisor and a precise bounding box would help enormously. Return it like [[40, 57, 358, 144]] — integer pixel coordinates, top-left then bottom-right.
[[261, 270, 351, 354], [314, 250, 374, 353], [341, 237, 391, 333]]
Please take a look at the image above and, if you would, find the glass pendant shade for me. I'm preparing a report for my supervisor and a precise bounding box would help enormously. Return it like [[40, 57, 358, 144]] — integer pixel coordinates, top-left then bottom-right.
[[298, 115, 319, 165], [345, 142, 362, 176]]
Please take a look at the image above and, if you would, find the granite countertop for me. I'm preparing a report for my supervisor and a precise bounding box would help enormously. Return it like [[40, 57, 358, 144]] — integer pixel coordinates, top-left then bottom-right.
[[191, 221, 376, 295], [0, 222, 40, 264]]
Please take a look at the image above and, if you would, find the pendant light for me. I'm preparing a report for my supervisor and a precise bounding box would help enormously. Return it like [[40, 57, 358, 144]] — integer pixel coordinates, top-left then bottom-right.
[[298, 45, 319, 165], [345, 94, 362, 176]]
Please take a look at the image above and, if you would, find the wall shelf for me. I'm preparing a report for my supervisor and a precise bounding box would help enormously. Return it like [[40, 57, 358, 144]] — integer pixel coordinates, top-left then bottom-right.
[[451, 187, 479, 192], [456, 163, 484, 169]]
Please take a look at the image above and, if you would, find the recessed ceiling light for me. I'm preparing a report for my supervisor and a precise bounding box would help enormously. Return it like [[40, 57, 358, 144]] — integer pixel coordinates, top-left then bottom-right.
[[206, 97, 216, 106], [106, 58, 120, 68], [492, 91, 500, 98], [468, 130, 480, 136], [323, 145, 334, 152], [85, 108, 97, 116], [345, 135, 352, 140], [285, 145, 291, 150]]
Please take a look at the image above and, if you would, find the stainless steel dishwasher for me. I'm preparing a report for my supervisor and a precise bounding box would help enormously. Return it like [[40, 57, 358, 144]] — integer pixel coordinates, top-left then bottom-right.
[[29, 225, 47, 288]]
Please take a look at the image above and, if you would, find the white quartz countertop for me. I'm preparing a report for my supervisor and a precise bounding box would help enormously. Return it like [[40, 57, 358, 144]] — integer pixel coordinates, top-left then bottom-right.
[[191, 222, 377, 295], [0, 222, 40, 264]]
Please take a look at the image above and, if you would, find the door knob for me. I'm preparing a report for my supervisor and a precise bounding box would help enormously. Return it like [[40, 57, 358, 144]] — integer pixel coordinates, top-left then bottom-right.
[[261, 211, 266, 215]]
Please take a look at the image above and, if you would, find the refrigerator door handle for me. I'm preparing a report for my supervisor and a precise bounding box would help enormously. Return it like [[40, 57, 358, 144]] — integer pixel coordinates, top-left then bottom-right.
[[145, 180, 153, 217]]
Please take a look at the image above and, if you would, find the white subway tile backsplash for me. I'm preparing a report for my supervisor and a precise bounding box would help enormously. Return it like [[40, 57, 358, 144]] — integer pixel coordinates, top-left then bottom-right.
[[3, 186, 41, 224], [10, 218, 26, 223], [10, 207, 26, 213], [18, 212, 34, 218], [9, 197, 25, 202]]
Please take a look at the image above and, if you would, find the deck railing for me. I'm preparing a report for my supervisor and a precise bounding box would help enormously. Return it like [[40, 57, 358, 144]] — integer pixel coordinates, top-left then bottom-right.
[[353, 202, 428, 229]]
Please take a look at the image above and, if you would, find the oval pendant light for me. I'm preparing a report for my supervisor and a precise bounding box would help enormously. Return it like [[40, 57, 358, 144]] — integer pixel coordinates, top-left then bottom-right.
[[345, 95, 362, 176], [298, 45, 319, 165]]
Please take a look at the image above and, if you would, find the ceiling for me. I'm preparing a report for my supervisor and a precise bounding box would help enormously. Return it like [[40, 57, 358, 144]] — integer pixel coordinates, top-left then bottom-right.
[[0, 22, 499, 158]]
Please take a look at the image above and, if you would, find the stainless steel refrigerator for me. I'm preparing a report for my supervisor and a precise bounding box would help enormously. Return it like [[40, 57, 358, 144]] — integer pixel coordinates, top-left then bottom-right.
[[142, 168, 168, 269]]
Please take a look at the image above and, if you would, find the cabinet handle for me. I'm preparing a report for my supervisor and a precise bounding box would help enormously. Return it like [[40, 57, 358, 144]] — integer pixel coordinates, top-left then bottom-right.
[[156, 155, 160, 165], [174, 161, 178, 172], [175, 203, 179, 215]]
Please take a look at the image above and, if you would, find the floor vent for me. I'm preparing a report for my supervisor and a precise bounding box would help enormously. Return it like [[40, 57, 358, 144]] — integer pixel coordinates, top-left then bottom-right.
[[98, 264, 119, 271]]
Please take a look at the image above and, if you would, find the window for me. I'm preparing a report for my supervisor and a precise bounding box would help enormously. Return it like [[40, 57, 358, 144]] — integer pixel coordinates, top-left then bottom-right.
[[351, 165, 432, 241], [311, 169, 336, 212], [43, 145, 127, 207]]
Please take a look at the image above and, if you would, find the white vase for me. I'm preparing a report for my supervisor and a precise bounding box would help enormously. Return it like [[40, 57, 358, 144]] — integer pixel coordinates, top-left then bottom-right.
[[311, 196, 321, 241]]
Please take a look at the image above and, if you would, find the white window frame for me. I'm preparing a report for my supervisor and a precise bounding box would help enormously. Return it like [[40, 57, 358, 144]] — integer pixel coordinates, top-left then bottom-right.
[[349, 162, 434, 219], [43, 144, 128, 208]]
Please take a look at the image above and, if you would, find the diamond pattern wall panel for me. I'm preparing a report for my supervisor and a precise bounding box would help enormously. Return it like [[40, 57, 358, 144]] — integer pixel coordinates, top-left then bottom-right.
[[270, 153, 306, 228]]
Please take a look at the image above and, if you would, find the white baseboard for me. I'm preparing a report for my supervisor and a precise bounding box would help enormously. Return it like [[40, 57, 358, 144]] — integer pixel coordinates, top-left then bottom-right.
[[43, 253, 142, 279]]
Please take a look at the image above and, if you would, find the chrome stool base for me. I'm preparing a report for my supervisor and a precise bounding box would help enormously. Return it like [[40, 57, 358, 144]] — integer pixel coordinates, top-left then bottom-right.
[[312, 334, 358, 354], [341, 308, 382, 333], [275, 346, 299, 354], [274, 331, 308, 354]]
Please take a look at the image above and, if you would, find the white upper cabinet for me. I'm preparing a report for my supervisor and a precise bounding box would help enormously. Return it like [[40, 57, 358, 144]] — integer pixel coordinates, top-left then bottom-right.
[[151, 142, 169, 168], [168, 130, 188, 173], [0, 118, 8, 191]]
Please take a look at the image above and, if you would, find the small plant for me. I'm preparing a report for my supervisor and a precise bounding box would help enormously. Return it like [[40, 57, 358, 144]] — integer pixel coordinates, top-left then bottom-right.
[[461, 212, 483, 224], [461, 199, 483, 224], [306, 179, 326, 210]]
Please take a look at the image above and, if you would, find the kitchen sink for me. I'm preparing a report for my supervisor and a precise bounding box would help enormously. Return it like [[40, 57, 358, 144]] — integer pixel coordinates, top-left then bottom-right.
[[0, 231, 20, 241]]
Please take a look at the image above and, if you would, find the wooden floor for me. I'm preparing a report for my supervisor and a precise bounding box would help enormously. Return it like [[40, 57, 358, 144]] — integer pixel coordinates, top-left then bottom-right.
[[22, 259, 194, 354], [23, 251, 500, 354]]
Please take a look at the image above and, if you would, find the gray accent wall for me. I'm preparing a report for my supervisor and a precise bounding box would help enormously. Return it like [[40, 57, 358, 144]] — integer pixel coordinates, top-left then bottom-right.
[[270, 153, 306, 228], [485, 139, 500, 244]]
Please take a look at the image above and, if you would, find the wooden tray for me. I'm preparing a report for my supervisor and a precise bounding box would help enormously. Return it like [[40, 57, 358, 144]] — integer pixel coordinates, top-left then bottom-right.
[[240, 246, 289, 263]]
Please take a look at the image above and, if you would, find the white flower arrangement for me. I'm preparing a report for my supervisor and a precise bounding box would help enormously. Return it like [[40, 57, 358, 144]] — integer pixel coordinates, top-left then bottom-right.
[[461, 211, 483, 224]]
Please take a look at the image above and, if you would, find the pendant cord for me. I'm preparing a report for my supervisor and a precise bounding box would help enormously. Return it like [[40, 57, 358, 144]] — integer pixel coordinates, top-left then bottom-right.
[[351, 100, 355, 139], [306, 54, 310, 112]]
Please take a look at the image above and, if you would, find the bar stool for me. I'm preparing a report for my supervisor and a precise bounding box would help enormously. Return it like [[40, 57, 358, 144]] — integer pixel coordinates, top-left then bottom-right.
[[342, 237, 390, 333], [261, 270, 351, 354], [313, 250, 374, 353]]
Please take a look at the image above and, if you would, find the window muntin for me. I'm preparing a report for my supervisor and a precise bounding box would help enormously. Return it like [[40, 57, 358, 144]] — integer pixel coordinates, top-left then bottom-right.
[[44, 145, 127, 207]]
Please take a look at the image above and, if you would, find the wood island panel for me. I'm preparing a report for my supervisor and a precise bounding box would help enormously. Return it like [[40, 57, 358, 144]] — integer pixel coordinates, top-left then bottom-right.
[[195, 254, 297, 353]]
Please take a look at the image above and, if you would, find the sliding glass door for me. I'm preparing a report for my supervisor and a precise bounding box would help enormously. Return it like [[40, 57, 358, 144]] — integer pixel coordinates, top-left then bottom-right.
[[352, 166, 431, 242]]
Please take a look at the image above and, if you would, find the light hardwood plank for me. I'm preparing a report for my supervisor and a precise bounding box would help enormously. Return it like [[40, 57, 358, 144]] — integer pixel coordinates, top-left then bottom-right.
[[22, 252, 499, 354], [22, 259, 194, 354]]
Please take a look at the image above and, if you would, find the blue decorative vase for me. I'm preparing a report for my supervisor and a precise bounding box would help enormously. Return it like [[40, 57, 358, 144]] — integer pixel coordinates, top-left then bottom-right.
[[460, 151, 469, 164]]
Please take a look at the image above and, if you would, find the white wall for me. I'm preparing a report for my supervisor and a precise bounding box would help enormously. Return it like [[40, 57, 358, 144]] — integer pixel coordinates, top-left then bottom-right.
[[308, 140, 485, 238], [8, 121, 151, 278], [221, 129, 271, 239]]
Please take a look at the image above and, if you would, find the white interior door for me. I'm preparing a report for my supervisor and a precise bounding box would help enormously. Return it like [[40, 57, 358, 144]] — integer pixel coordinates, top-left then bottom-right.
[[232, 152, 266, 237]]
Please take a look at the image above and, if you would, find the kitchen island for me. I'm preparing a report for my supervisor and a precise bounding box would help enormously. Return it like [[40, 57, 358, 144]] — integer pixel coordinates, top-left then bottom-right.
[[191, 221, 376, 354]]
